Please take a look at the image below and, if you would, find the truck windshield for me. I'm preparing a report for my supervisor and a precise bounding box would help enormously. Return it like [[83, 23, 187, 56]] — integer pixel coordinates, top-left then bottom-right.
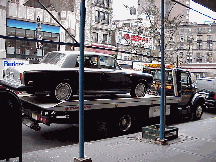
[[151, 70, 172, 81], [40, 52, 65, 65]]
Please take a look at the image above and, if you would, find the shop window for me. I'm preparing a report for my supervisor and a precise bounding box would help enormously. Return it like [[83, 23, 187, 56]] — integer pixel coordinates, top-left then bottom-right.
[[15, 29, 25, 55], [25, 30, 35, 55], [6, 28, 16, 55]]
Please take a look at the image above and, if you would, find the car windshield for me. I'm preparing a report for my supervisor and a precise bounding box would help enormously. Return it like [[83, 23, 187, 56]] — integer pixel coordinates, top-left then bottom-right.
[[40, 52, 65, 65]]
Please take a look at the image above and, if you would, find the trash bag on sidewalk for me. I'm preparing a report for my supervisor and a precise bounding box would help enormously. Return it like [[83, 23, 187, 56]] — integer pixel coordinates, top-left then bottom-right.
[[0, 89, 22, 160]]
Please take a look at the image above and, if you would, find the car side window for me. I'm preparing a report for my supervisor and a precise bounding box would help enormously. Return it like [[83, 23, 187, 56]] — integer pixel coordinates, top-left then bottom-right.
[[84, 55, 98, 68], [75, 55, 98, 68], [99, 56, 115, 69]]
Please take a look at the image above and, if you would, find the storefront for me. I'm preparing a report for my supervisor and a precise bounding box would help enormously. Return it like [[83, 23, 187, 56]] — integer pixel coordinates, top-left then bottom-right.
[[6, 18, 60, 58]]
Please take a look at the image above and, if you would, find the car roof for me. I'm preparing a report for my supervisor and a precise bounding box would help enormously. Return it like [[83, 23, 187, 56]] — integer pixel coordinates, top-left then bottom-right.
[[52, 51, 114, 57]]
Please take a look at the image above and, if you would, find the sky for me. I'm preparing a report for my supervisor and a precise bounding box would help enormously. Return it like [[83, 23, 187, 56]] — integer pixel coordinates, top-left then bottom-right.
[[112, 0, 216, 24]]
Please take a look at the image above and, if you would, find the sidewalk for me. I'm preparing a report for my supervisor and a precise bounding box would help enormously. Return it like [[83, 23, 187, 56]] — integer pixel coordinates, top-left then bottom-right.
[[21, 117, 216, 162]]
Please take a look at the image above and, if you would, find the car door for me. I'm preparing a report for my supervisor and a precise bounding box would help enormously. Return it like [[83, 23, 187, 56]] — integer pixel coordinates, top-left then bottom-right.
[[99, 55, 128, 92], [77, 55, 102, 92]]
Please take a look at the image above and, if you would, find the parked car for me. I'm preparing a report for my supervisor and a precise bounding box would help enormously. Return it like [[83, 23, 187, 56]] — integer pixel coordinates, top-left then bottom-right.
[[0, 51, 153, 101]]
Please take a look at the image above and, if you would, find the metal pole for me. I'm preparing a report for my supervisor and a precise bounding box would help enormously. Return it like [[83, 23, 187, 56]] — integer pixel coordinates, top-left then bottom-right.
[[79, 0, 85, 159], [160, 0, 165, 140]]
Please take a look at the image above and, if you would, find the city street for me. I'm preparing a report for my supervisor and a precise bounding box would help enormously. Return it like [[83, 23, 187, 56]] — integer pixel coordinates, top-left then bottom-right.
[[22, 108, 216, 154]]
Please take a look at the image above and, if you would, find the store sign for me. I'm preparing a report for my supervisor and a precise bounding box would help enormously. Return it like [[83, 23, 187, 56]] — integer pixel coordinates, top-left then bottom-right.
[[120, 31, 151, 48], [3, 59, 29, 67]]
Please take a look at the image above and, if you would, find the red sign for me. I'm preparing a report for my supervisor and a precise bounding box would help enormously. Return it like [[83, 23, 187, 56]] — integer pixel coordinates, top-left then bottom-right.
[[123, 34, 146, 42]]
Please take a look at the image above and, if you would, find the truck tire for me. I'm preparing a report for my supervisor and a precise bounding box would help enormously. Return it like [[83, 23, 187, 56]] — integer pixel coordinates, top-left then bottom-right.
[[131, 82, 146, 97], [190, 102, 204, 121], [118, 115, 132, 132]]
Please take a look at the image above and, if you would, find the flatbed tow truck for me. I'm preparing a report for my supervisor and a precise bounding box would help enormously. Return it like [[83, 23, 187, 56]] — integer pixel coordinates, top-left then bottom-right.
[[0, 68, 206, 136]]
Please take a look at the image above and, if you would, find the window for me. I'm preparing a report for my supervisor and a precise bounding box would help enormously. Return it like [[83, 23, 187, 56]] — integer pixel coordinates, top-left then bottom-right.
[[207, 42, 213, 50], [181, 72, 191, 85], [196, 53, 202, 63], [207, 35, 212, 41], [206, 53, 213, 63], [102, 34, 108, 44], [98, 0, 104, 5], [95, 10, 99, 23], [197, 42, 202, 50], [197, 35, 202, 41], [179, 52, 183, 58], [104, 0, 109, 7], [124, 23, 130, 27], [105, 12, 109, 24], [180, 35, 184, 42], [84, 55, 98, 68], [100, 11, 105, 23], [179, 43, 184, 49], [198, 28, 202, 33], [93, 32, 98, 43], [99, 55, 115, 69], [16, 28, 25, 54]]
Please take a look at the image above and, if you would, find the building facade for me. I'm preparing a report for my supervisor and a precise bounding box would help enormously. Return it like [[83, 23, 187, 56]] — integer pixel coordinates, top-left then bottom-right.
[[2, 0, 61, 59], [172, 23, 216, 65]]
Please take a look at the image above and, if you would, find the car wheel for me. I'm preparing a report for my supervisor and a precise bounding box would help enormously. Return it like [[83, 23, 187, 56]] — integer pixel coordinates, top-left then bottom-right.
[[131, 82, 146, 97], [54, 82, 73, 101]]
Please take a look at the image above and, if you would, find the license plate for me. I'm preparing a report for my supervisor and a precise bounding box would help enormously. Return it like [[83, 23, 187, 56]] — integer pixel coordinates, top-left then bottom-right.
[[32, 113, 37, 120]]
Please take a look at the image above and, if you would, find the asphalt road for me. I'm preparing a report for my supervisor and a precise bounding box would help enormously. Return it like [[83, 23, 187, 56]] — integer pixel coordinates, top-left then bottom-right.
[[22, 109, 216, 154]]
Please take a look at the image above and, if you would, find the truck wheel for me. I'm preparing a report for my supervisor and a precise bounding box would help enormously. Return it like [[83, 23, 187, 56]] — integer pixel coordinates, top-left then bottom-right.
[[131, 82, 146, 97], [54, 82, 73, 101], [118, 115, 132, 132], [190, 103, 204, 120]]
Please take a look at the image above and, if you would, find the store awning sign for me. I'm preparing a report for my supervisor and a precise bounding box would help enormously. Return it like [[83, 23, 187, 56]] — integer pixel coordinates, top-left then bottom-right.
[[120, 31, 151, 47]]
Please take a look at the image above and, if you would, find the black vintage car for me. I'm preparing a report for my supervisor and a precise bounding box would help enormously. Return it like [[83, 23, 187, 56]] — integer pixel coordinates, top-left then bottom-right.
[[0, 51, 153, 101]]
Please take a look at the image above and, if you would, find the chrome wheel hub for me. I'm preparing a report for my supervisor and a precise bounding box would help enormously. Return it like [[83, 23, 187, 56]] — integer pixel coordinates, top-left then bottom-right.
[[135, 83, 145, 97], [55, 83, 72, 101]]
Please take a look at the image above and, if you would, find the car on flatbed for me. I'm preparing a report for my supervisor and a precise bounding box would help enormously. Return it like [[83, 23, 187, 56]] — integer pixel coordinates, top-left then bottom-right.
[[0, 51, 153, 101]]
